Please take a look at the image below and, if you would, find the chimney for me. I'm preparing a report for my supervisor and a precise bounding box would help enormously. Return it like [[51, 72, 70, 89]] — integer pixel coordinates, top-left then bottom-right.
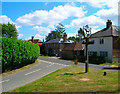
[[106, 20, 112, 28], [43, 39, 44, 43], [32, 36, 34, 42], [63, 33, 67, 43]]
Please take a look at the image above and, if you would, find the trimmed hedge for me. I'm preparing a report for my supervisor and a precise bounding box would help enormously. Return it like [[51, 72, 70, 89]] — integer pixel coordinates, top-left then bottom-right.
[[2, 37, 40, 72]]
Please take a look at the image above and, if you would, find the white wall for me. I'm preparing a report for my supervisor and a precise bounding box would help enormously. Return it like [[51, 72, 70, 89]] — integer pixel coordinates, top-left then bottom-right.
[[83, 37, 113, 62]]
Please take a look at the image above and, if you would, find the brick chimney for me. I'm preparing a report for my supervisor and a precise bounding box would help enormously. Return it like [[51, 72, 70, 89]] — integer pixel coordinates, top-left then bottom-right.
[[32, 36, 34, 42], [63, 33, 67, 43], [106, 20, 112, 28]]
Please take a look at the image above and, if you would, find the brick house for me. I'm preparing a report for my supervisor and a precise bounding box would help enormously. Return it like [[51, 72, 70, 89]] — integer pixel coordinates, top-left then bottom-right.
[[44, 33, 74, 56], [87, 20, 120, 62], [62, 41, 84, 59], [28, 36, 43, 46]]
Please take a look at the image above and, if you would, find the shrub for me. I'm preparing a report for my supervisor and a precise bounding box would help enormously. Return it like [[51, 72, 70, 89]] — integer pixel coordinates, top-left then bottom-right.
[[2, 37, 40, 72], [78, 56, 106, 64]]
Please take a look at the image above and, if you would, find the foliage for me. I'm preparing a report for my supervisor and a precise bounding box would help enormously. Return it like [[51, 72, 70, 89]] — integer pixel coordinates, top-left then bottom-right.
[[45, 31, 62, 42], [55, 23, 65, 34], [78, 27, 85, 38], [2, 37, 40, 72], [67, 36, 76, 41], [68, 36, 81, 42], [1, 22, 18, 39]]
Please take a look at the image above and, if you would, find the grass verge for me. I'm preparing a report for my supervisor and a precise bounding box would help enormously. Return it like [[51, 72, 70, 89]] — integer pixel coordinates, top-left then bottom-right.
[[100, 62, 119, 67], [9, 66, 118, 93], [0, 59, 40, 77]]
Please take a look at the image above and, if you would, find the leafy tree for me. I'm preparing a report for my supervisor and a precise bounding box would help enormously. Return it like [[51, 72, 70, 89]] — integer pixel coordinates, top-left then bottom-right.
[[1, 22, 18, 39], [45, 31, 62, 42], [78, 27, 85, 38], [55, 23, 65, 34], [68, 36, 81, 42], [68, 36, 76, 41]]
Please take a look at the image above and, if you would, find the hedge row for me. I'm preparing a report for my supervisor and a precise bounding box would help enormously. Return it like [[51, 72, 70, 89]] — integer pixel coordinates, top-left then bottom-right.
[[2, 37, 40, 72]]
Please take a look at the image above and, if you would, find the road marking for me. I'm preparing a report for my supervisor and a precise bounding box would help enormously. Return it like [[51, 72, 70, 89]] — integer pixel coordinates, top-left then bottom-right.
[[46, 64, 53, 67], [40, 60, 70, 67], [25, 69, 41, 75], [0, 79, 10, 84]]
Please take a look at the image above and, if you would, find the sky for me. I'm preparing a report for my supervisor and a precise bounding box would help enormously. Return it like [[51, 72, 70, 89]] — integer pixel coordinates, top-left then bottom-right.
[[0, 0, 119, 41]]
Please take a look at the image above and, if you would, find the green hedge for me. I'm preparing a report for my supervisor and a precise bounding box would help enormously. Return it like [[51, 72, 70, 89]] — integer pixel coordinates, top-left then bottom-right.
[[2, 37, 40, 72]]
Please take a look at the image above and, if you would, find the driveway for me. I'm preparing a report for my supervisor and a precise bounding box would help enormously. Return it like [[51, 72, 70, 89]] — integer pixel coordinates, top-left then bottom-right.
[[1, 56, 119, 93]]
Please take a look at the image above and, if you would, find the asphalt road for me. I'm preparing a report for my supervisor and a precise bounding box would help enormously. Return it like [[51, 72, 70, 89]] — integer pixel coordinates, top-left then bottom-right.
[[38, 56, 119, 72], [1, 56, 119, 93]]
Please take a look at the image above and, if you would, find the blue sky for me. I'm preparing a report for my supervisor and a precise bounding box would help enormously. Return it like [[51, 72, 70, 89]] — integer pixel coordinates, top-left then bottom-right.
[[1, 1, 119, 40]]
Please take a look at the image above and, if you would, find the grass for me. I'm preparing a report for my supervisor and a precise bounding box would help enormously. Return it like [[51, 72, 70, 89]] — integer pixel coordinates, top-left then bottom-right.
[[0, 59, 40, 77], [9, 66, 119, 93], [100, 62, 119, 67]]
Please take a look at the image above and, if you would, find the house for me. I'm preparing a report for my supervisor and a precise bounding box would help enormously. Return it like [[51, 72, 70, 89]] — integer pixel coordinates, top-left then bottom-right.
[[44, 33, 74, 56], [62, 41, 84, 60], [88, 20, 120, 62], [28, 36, 43, 54], [28, 36, 43, 46]]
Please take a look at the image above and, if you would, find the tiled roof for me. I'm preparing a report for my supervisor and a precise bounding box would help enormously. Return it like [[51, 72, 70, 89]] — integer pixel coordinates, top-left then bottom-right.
[[63, 41, 83, 51], [90, 25, 120, 38], [45, 38, 74, 43], [28, 39, 43, 45]]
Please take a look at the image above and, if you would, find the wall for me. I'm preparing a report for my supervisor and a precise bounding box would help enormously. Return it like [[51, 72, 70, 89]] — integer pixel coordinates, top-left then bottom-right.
[[62, 50, 74, 59], [85, 36, 113, 62], [113, 36, 120, 62]]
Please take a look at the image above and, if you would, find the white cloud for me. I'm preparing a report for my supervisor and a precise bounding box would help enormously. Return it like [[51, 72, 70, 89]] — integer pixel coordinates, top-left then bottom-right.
[[67, 33, 77, 38], [0, 15, 21, 30], [33, 26, 51, 34], [16, 4, 87, 26], [95, 8, 118, 25], [0, 15, 14, 24], [66, 15, 105, 28], [18, 34, 23, 38], [34, 34, 44, 40], [76, 0, 119, 8]]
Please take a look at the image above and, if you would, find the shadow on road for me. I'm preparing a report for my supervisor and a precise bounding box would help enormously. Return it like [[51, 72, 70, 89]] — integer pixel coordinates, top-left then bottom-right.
[[103, 67, 120, 70]]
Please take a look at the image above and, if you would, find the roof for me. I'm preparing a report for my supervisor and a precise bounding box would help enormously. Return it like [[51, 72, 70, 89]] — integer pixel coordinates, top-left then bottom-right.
[[63, 41, 83, 51], [90, 25, 120, 38], [28, 39, 43, 46], [45, 38, 74, 43]]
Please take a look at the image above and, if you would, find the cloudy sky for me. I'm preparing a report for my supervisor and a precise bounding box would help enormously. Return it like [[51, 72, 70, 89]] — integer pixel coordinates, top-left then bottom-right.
[[1, 0, 119, 40]]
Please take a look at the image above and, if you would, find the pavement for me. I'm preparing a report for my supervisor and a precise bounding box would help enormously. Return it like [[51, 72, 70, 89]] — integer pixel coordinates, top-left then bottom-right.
[[1, 56, 119, 93]]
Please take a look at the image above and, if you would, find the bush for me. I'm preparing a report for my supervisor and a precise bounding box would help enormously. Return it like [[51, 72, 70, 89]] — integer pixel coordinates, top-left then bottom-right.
[[89, 56, 106, 64], [78, 56, 106, 64], [2, 37, 40, 72]]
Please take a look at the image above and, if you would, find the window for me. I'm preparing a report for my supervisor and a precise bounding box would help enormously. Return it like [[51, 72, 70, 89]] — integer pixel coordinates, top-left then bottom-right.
[[53, 50, 56, 55], [100, 51, 108, 57], [89, 51, 97, 56], [46, 50, 48, 54], [77, 51, 80, 56], [54, 43, 56, 47], [100, 39, 104, 44], [48, 44, 50, 47]]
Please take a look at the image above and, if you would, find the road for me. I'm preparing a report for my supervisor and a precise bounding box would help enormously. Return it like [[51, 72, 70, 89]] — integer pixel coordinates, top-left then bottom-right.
[[1, 56, 119, 93]]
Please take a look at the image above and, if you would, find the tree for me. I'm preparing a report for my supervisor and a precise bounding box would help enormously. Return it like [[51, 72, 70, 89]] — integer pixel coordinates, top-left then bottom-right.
[[67, 36, 76, 41], [45, 31, 62, 42], [1, 22, 18, 39], [68, 36, 81, 42], [55, 23, 65, 34], [78, 27, 85, 38], [78, 26, 93, 73]]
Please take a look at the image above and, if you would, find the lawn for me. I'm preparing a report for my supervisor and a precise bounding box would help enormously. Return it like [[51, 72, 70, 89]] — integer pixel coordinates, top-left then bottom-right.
[[100, 62, 119, 67], [9, 66, 119, 93]]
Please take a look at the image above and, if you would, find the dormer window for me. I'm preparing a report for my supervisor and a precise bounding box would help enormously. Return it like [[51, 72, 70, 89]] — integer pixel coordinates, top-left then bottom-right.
[[100, 39, 104, 44]]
